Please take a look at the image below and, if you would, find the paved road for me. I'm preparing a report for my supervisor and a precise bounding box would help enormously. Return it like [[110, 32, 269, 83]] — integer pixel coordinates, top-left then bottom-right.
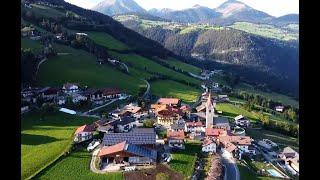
[[120, 62, 129, 73], [219, 151, 240, 180], [142, 80, 150, 99], [35, 58, 47, 76], [82, 99, 118, 115]]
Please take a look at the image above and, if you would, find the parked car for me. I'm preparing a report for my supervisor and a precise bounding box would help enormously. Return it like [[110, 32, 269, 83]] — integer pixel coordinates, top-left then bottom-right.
[[87, 139, 100, 151]]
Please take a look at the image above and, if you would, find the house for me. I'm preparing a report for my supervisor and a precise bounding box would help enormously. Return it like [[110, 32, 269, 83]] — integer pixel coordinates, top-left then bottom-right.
[[83, 89, 104, 102], [113, 116, 136, 133], [219, 135, 253, 157], [102, 128, 156, 149], [275, 106, 285, 112], [185, 121, 204, 134], [205, 128, 228, 138], [202, 139, 216, 153], [157, 98, 181, 107], [76, 32, 88, 40], [167, 130, 185, 150], [94, 120, 114, 133], [71, 93, 87, 103], [234, 115, 250, 127], [21, 106, 29, 114], [170, 120, 185, 132], [55, 96, 66, 105], [21, 26, 35, 37], [98, 141, 157, 165], [218, 95, 229, 102], [73, 124, 95, 143], [154, 105, 183, 127], [213, 117, 230, 130], [102, 88, 123, 99], [62, 83, 79, 94], [278, 147, 299, 174], [41, 87, 60, 100]]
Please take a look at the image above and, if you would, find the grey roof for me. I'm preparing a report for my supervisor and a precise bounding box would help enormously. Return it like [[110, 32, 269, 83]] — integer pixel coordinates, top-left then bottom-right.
[[116, 116, 136, 126], [214, 117, 229, 125], [171, 122, 185, 130], [126, 143, 157, 160], [103, 128, 156, 146]]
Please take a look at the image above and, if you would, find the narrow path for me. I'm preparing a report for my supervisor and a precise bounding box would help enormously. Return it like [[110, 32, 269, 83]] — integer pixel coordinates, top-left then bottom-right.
[[141, 80, 150, 99], [35, 58, 47, 76], [90, 148, 105, 174], [120, 62, 129, 73], [82, 99, 118, 115]]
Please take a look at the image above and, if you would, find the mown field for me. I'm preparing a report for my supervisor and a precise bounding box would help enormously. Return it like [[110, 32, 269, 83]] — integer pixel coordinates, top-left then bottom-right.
[[169, 141, 201, 179], [237, 163, 276, 180], [215, 103, 259, 121], [21, 111, 97, 179], [86, 31, 130, 51], [21, 37, 43, 53], [37, 44, 144, 95], [36, 148, 123, 180], [151, 80, 201, 104]]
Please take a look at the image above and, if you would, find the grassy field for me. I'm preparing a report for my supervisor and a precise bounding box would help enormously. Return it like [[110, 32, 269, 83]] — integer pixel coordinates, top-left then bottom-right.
[[36, 148, 123, 180], [86, 31, 130, 51], [151, 80, 201, 104], [169, 141, 201, 179], [237, 163, 276, 180], [229, 22, 298, 41], [246, 128, 299, 152], [21, 37, 43, 53], [21, 111, 97, 179], [215, 103, 260, 121], [28, 4, 65, 19], [37, 44, 144, 95], [235, 83, 299, 108], [108, 51, 200, 85], [161, 57, 202, 75]]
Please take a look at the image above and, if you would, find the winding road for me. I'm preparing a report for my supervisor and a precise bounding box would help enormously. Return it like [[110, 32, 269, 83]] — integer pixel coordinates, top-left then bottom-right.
[[219, 151, 240, 180], [82, 99, 118, 115], [142, 80, 150, 99]]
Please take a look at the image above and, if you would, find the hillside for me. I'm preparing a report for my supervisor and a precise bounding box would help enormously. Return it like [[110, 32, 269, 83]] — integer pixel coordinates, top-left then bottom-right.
[[115, 14, 299, 96]]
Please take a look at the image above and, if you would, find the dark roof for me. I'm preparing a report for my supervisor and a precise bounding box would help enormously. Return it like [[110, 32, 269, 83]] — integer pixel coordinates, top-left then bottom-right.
[[116, 116, 136, 126], [102, 128, 156, 146], [126, 143, 157, 160], [43, 87, 60, 95], [83, 89, 102, 96], [214, 117, 229, 125]]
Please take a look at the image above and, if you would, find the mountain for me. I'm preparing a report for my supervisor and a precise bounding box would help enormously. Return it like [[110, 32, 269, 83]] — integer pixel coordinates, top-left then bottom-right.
[[91, 0, 147, 16], [115, 15, 299, 95], [268, 14, 299, 26], [148, 5, 221, 23]]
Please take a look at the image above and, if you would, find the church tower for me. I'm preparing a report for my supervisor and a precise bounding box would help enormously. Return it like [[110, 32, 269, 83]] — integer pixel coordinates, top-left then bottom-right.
[[206, 92, 214, 128]]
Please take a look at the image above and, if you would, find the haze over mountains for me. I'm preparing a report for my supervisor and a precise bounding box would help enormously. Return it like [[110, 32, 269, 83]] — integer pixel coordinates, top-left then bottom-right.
[[92, 0, 299, 26]]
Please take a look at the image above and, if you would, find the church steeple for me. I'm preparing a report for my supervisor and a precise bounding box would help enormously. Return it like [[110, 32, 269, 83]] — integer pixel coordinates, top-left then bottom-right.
[[206, 91, 214, 128]]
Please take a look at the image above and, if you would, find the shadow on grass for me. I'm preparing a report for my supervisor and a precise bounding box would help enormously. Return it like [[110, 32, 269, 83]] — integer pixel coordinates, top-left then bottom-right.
[[22, 133, 60, 145]]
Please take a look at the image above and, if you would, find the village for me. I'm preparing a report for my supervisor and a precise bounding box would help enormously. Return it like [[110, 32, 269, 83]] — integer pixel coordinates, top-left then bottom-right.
[[21, 79, 299, 179]]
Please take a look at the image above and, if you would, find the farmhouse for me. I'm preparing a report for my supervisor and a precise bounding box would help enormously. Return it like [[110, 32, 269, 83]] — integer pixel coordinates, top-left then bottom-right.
[[167, 130, 185, 150], [62, 83, 79, 94], [74, 124, 95, 143], [157, 98, 181, 107], [234, 115, 250, 127], [102, 128, 156, 149], [98, 141, 157, 165], [202, 139, 216, 153]]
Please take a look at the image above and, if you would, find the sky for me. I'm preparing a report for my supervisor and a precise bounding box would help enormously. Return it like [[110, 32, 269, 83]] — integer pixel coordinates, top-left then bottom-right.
[[64, 0, 299, 17]]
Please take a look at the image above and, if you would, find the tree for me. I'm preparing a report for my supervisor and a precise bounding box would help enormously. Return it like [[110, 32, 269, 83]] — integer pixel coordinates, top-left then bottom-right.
[[143, 119, 155, 128]]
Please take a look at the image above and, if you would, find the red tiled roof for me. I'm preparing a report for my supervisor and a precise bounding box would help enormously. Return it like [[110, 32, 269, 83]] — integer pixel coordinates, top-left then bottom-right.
[[158, 98, 180, 105], [205, 128, 227, 136], [74, 124, 95, 134], [167, 130, 185, 140], [102, 88, 122, 96], [202, 139, 214, 146], [186, 121, 203, 127], [219, 136, 252, 146], [98, 141, 127, 157]]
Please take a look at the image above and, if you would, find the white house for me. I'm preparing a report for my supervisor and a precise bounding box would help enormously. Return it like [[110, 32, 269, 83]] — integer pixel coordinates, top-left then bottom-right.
[[62, 83, 79, 94], [275, 106, 285, 112], [234, 115, 250, 127], [202, 139, 216, 153], [185, 121, 204, 133], [74, 124, 95, 143], [167, 130, 185, 150]]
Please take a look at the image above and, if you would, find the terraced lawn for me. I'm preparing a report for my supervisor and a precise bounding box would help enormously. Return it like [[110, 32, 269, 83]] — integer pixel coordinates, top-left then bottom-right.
[[21, 111, 97, 179], [215, 103, 260, 121], [86, 31, 130, 51], [37, 44, 144, 95], [36, 148, 123, 180], [169, 141, 201, 179], [151, 80, 201, 104]]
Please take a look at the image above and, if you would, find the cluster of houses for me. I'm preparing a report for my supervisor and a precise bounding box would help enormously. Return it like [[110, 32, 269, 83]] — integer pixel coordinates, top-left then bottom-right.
[[21, 83, 127, 113]]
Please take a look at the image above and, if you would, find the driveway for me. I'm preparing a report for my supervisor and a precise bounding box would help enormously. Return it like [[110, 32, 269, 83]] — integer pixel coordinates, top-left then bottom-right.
[[219, 151, 240, 180]]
